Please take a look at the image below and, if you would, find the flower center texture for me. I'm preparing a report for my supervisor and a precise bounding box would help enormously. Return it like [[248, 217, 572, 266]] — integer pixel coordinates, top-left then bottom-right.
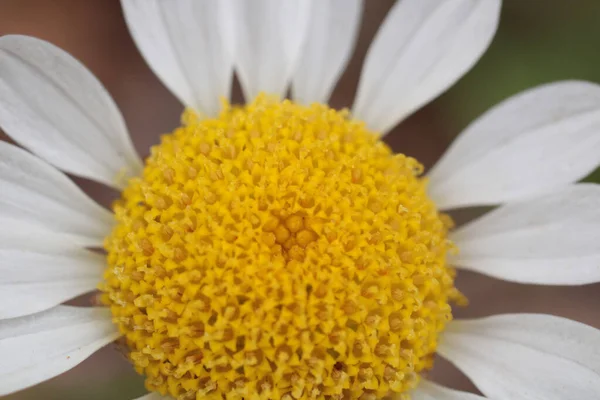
[[102, 95, 464, 400]]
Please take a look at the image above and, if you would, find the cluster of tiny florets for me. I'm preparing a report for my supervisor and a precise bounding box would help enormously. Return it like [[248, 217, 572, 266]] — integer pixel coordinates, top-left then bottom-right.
[[101, 95, 463, 400]]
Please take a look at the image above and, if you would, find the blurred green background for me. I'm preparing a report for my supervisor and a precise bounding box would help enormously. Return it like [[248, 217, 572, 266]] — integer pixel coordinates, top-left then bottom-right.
[[1, 0, 599, 399]]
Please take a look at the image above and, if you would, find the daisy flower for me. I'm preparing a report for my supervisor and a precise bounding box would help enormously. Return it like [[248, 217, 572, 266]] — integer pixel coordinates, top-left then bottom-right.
[[1, 0, 600, 399]]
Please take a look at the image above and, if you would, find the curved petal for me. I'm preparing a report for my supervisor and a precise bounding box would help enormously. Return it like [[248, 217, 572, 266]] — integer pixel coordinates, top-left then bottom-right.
[[0, 35, 142, 189], [230, 0, 313, 101], [0, 306, 119, 396], [352, 0, 501, 135], [429, 81, 600, 209], [413, 380, 486, 400], [0, 141, 113, 246], [450, 184, 600, 285], [132, 393, 170, 400], [291, 0, 362, 105], [438, 314, 600, 400], [0, 218, 105, 319], [121, 0, 235, 117]]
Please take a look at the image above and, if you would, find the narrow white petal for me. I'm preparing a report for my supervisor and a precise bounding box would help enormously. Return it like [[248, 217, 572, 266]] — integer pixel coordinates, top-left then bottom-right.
[[230, 0, 313, 101], [450, 184, 600, 285], [0, 35, 142, 189], [132, 393, 170, 400], [412, 380, 486, 400], [0, 141, 113, 246], [429, 81, 600, 209], [0, 306, 118, 396], [291, 0, 362, 105], [0, 218, 104, 319], [438, 314, 600, 400], [353, 0, 501, 135], [121, 0, 235, 117]]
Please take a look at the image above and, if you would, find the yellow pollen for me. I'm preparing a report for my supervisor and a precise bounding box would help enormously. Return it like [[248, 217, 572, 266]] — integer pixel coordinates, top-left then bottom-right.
[[101, 94, 463, 399]]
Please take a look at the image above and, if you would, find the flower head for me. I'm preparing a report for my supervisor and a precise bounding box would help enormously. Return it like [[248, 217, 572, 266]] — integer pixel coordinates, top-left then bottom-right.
[[102, 96, 463, 398], [0, 1, 600, 400]]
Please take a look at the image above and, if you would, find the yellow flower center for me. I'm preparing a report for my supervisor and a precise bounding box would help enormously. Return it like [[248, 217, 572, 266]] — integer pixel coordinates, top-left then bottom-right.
[[102, 95, 463, 400]]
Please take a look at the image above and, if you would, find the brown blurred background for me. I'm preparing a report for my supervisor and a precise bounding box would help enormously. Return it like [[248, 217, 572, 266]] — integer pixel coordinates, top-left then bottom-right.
[[1, 1, 600, 399]]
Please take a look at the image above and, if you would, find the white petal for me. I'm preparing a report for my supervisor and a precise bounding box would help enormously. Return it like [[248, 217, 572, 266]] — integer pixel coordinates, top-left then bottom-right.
[[121, 0, 235, 117], [438, 314, 600, 400], [230, 0, 312, 101], [450, 184, 600, 285], [0, 141, 113, 246], [0, 35, 142, 189], [412, 380, 486, 400], [0, 218, 104, 319], [291, 0, 362, 105], [353, 0, 500, 135], [132, 394, 169, 400], [0, 306, 118, 396], [428, 81, 600, 209]]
